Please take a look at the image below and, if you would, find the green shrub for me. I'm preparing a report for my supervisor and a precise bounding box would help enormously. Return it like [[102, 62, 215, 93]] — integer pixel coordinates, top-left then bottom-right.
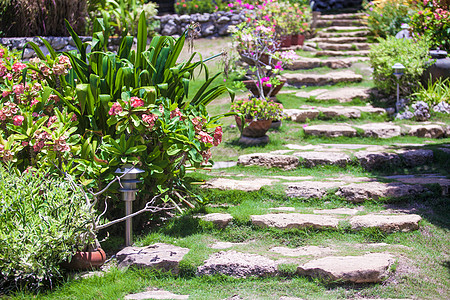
[[412, 77, 450, 106], [174, 0, 229, 14], [0, 166, 96, 291], [369, 36, 430, 95]]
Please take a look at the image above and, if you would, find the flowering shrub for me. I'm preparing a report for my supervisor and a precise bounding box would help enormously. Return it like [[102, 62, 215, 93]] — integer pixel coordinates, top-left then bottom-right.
[[410, 0, 450, 51], [174, 0, 229, 14], [230, 97, 284, 121]]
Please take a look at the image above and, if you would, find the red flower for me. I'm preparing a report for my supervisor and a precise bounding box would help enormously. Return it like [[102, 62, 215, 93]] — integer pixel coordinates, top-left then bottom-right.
[[213, 126, 222, 146], [130, 97, 145, 108]]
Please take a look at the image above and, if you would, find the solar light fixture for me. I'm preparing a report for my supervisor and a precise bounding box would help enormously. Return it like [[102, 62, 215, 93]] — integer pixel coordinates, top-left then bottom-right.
[[392, 63, 405, 112]]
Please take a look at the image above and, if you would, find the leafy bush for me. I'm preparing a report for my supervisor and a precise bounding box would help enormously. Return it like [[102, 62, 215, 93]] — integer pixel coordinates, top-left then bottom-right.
[[369, 36, 430, 95], [361, 0, 415, 38], [0, 0, 86, 37], [412, 77, 450, 106], [0, 166, 96, 291], [174, 0, 229, 14]]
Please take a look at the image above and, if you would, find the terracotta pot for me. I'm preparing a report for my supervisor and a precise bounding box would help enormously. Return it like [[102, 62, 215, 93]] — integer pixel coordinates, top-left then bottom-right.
[[243, 78, 287, 98], [235, 116, 272, 137], [61, 248, 106, 270], [280, 35, 292, 48], [271, 120, 282, 129], [239, 52, 279, 67], [291, 34, 305, 46]]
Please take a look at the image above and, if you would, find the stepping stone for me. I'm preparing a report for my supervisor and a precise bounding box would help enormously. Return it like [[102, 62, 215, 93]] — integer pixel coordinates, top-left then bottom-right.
[[124, 290, 189, 300], [318, 42, 371, 51], [385, 175, 450, 195], [303, 124, 357, 137], [251, 213, 340, 229], [199, 213, 233, 228], [313, 105, 361, 119], [284, 108, 320, 122], [270, 246, 335, 257], [286, 181, 344, 199], [315, 50, 370, 56], [116, 243, 190, 274], [353, 105, 387, 114], [324, 26, 369, 32], [283, 70, 363, 86], [355, 123, 402, 138], [404, 124, 447, 138], [355, 151, 402, 170], [350, 214, 422, 233], [238, 153, 299, 170], [316, 19, 364, 28], [317, 30, 370, 38], [203, 178, 275, 192], [209, 242, 246, 249], [310, 36, 368, 43], [396, 149, 433, 167], [269, 207, 296, 212], [294, 151, 351, 167], [320, 12, 365, 20], [335, 182, 426, 203], [287, 57, 322, 70], [294, 89, 328, 98], [313, 208, 360, 215], [197, 251, 277, 278], [321, 56, 370, 69], [314, 87, 372, 102], [297, 253, 395, 283]]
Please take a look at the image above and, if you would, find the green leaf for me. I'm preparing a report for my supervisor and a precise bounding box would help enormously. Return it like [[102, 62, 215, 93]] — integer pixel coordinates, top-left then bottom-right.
[[76, 84, 89, 115]]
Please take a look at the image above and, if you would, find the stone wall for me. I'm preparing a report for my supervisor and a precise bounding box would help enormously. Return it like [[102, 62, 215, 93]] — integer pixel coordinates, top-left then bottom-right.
[[156, 10, 246, 38]]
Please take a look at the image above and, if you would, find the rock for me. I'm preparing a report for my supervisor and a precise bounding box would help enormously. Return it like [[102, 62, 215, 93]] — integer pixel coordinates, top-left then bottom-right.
[[310, 36, 368, 43], [197, 251, 277, 277], [197, 13, 210, 22], [318, 42, 371, 51], [316, 19, 364, 27], [324, 26, 370, 32], [320, 13, 366, 20], [294, 151, 351, 167], [218, 24, 230, 35], [354, 105, 386, 114], [216, 16, 230, 24], [315, 50, 370, 56], [161, 20, 178, 36], [284, 109, 320, 122], [179, 14, 191, 23], [238, 153, 299, 170], [294, 89, 328, 98], [116, 243, 189, 274], [270, 246, 335, 257], [201, 23, 215, 36], [209, 242, 245, 249], [303, 124, 357, 137], [355, 151, 402, 170], [387, 175, 450, 195], [396, 149, 433, 167], [315, 106, 361, 119], [199, 213, 233, 228], [287, 57, 322, 70], [251, 213, 340, 229], [203, 178, 275, 192], [124, 290, 189, 300], [317, 30, 370, 38], [405, 124, 445, 138], [350, 214, 422, 232], [335, 182, 425, 203], [313, 208, 360, 215], [314, 87, 372, 102], [355, 123, 401, 138], [238, 135, 270, 145], [286, 181, 343, 199], [297, 253, 395, 283], [283, 70, 363, 86]]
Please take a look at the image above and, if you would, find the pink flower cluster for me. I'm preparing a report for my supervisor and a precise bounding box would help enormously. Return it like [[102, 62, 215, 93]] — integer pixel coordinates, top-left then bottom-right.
[[142, 113, 158, 130], [53, 135, 70, 152], [109, 102, 123, 116], [0, 144, 13, 163], [130, 97, 144, 108], [0, 102, 23, 126], [53, 55, 72, 76]]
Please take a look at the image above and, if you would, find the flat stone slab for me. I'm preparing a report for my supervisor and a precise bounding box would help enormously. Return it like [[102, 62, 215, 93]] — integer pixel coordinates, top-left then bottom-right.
[[116, 243, 190, 274], [197, 251, 277, 278], [287, 57, 322, 70], [350, 214, 422, 233], [313, 208, 360, 215], [316, 19, 364, 28], [203, 178, 275, 192], [286, 181, 344, 199], [284, 71, 363, 86], [317, 30, 370, 38], [209, 242, 246, 249], [355, 151, 402, 170], [199, 213, 233, 228], [314, 105, 361, 119], [251, 213, 340, 229], [320, 12, 365, 19], [294, 151, 351, 167], [386, 175, 450, 195], [404, 124, 446, 138], [270, 246, 335, 257], [310, 36, 368, 43], [395, 149, 434, 167], [294, 89, 329, 98], [335, 182, 426, 203], [297, 253, 395, 283], [124, 290, 189, 300], [355, 123, 402, 138], [324, 26, 369, 32], [284, 109, 320, 123], [297, 87, 371, 102], [303, 124, 357, 137], [315, 50, 370, 56], [288, 56, 369, 70], [238, 153, 299, 170], [317, 42, 371, 51]]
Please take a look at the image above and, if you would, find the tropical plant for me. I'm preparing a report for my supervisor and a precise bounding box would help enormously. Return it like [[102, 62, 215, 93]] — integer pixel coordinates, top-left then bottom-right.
[[230, 97, 284, 121], [412, 77, 450, 106]]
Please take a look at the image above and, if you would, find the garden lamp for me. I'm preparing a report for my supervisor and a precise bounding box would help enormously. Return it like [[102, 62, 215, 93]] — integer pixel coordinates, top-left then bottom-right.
[[115, 165, 144, 246], [392, 63, 405, 112]]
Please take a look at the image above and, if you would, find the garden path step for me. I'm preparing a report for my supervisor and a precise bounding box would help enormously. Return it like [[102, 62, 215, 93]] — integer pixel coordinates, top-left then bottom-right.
[[285, 105, 385, 122], [124, 290, 189, 300], [383, 174, 450, 195], [297, 253, 395, 283], [319, 12, 366, 20], [315, 50, 370, 56], [283, 70, 363, 86], [303, 124, 357, 137], [294, 86, 372, 102], [323, 25, 370, 32], [270, 246, 336, 257], [317, 30, 370, 38], [317, 42, 371, 51], [251, 213, 340, 229], [309, 36, 368, 43], [316, 19, 364, 28], [287, 56, 369, 70], [349, 214, 422, 232], [203, 177, 277, 191], [198, 213, 233, 228]]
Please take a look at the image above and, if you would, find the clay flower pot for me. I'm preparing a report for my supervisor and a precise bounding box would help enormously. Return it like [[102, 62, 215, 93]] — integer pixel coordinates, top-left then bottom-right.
[[61, 248, 106, 270], [243, 78, 287, 98], [235, 116, 272, 137], [280, 35, 292, 48], [291, 34, 305, 46]]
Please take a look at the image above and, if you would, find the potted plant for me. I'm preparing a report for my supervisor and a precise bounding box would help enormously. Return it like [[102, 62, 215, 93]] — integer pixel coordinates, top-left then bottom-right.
[[231, 97, 284, 138], [290, 3, 311, 46]]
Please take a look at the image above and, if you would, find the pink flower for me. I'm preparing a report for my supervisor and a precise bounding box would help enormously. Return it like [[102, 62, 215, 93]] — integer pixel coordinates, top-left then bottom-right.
[[70, 114, 77, 122], [48, 94, 60, 103], [30, 98, 39, 107], [142, 113, 158, 130], [228, 3, 233, 7], [2, 90, 10, 98], [5, 73, 12, 80], [47, 115, 57, 127], [201, 149, 212, 164], [13, 84, 24, 95], [266, 83, 272, 87], [159, 104, 164, 114], [22, 141, 28, 146], [13, 115, 24, 126], [213, 126, 222, 146], [58, 55, 71, 65], [12, 62, 26, 73], [108, 102, 123, 116], [0, 49, 4, 58], [170, 107, 183, 119], [130, 97, 144, 108], [199, 131, 213, 144]]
